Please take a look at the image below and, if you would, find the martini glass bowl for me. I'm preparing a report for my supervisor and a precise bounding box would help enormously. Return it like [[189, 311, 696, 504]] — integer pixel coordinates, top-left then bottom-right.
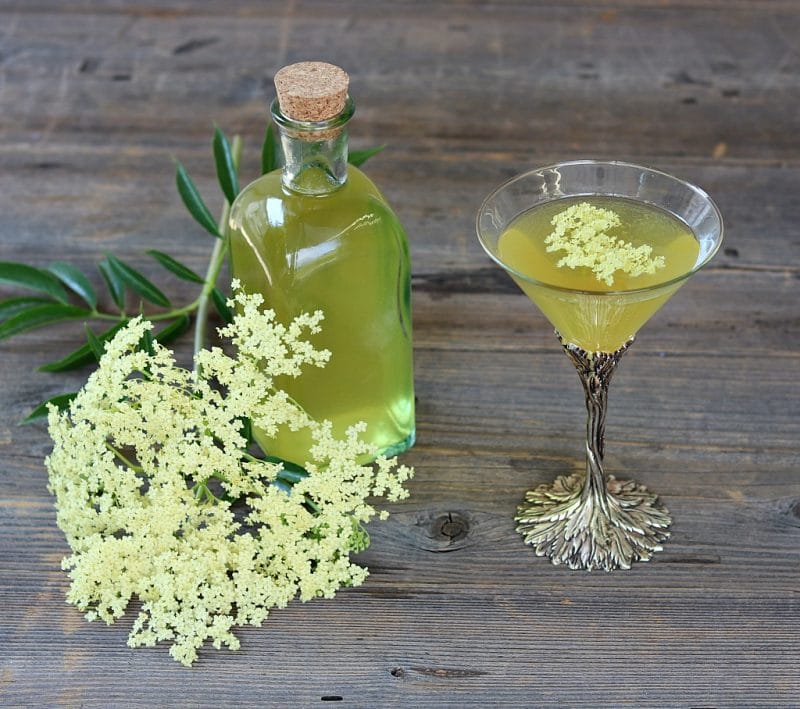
[[476, 160, 723, 571]]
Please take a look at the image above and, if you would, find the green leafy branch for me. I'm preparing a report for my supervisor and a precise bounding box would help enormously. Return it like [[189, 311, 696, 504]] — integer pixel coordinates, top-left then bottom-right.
[[1, 122, 384, 426]]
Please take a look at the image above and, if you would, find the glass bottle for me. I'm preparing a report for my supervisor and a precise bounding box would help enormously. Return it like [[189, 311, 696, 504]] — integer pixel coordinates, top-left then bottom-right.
[[228, 62, 415, 466]]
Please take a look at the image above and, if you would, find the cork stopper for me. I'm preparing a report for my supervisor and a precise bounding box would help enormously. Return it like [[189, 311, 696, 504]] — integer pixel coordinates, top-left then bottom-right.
[[274, 62, 349, 122]]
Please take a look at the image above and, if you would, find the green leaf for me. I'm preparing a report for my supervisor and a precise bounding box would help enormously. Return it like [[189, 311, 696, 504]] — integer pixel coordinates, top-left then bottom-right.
[[0, 261, 69, 303], [47, 262, 97, 309], [211, 287, 233, 324], [21, 392, 78, 424], [175, 161, 220, 238], [261, 123, 281, 175], [146, 250, 205, 284], [213, 126, 239, 204], [239, 417, 253, 445], [98, 259, 126, 310], [154, 314, 190, 345], [85, 324, 105, 361], [272, 478, 292, 494], [0, 297, 54, 323], [256, 454, 310, 493], [0, 303, 89, 341], [277, 468, 310, 485], [139, 326, 155, 356], [106, 255, 171, 308], [348, 144, 386, 167], [264, 455, 310, 480], [39, 321, 127, 372]]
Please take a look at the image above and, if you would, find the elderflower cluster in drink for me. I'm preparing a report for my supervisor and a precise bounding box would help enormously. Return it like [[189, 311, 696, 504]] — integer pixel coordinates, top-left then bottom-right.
[[545, 202, 666, 286], [46, 282, 413, 666]]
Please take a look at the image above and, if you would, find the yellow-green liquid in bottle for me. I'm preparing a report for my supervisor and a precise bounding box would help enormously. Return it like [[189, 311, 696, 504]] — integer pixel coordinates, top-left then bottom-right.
[[229, 164, 415, 466], [498, 196, 700, 352]]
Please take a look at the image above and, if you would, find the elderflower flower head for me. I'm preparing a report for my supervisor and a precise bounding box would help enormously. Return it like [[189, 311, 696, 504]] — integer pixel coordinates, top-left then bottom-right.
[[545, 202, 665, 286], [46, 284, 413, 666]]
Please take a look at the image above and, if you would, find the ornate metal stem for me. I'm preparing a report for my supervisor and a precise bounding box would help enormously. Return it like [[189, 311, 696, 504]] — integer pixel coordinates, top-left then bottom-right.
[[515, 331, 671, 571]]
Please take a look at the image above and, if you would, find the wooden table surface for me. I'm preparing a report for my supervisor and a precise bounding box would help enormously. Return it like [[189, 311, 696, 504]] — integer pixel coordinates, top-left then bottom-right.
[[1, 1, 799, 706]]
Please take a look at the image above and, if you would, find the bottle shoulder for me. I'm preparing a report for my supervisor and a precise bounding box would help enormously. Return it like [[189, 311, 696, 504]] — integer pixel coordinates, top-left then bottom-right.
[[230, 166, 404, 237], [232, 166, 389, 210]]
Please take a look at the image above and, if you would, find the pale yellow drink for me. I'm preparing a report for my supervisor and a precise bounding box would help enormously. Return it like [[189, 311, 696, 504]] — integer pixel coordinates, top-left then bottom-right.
[[497, 196, 700, 352], [229, 166, 415, 465]]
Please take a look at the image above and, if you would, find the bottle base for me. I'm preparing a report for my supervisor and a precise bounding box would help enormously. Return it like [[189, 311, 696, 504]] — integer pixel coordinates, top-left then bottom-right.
[[256, 425, 416, 468], [378, 428, 416, 459]]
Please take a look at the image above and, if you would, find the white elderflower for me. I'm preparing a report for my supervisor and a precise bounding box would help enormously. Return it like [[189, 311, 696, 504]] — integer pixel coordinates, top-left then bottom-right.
[[45, 284, 413, 666], [545, 202, 666, 286]]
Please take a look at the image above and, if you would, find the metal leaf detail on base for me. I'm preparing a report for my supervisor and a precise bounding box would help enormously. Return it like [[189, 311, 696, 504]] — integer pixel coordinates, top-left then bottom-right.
[[515, 333, 672, 571], [516, 473, 671, 571]]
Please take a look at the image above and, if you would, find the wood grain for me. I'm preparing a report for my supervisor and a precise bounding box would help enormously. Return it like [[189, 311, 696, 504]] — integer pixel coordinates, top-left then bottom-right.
[[1, 1, 798, 707]]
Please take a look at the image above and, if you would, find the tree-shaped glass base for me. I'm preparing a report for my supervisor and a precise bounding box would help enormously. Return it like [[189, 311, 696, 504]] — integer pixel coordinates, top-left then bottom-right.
[[515, 333, 671, 571]]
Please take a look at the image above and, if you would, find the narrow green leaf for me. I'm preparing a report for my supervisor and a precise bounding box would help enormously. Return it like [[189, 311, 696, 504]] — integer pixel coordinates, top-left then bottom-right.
[[98, 259, 126, 310], [0, 297, 54, 323], [0, 304, 89, 341], [146, 250, 205, 284], [239, 417, 253, 446], [154, 314, 190, 345], [348, 144, 386, 167], [263, 454, 310, 495], [106, 255, 171, 308], [0, 261, 69, 303], [21, 392, 78, 424], [139, 327, 155, 356], [39, 321, 127, 372], [272, 478, 292, 494], [264, 455, 310, 478], [211, 287, 233, 324], [175, 161, 220, 238], [261, 123, 281, 175], [85, 324, 105, 361], [277, 469, 310, 484], [213, 126, 239, 204], [47, 262, 97, 309]]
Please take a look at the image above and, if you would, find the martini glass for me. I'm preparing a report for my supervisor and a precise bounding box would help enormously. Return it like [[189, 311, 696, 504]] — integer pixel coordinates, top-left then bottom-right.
[[476, 160, 723, 571]]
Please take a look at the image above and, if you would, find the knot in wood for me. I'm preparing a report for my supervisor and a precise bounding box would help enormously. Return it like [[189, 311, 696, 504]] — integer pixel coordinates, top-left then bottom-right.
[[789, 499, 800, 525], [432, 512, 469, 543]]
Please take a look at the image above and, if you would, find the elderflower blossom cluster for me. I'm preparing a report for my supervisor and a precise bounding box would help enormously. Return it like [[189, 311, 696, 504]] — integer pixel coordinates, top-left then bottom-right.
[[46, 283, 413, 666], [545, 202, 665, 286]]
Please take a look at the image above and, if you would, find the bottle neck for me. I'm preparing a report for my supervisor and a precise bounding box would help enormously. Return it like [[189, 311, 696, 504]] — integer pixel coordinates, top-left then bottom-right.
[[271, 97, 354, 196]]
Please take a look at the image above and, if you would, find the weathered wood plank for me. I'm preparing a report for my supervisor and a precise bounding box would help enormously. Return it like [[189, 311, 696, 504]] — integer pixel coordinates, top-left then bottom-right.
[[1, 2, 799, 160], [2, 561, 799, 707], [1, 489, 799, 706]]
